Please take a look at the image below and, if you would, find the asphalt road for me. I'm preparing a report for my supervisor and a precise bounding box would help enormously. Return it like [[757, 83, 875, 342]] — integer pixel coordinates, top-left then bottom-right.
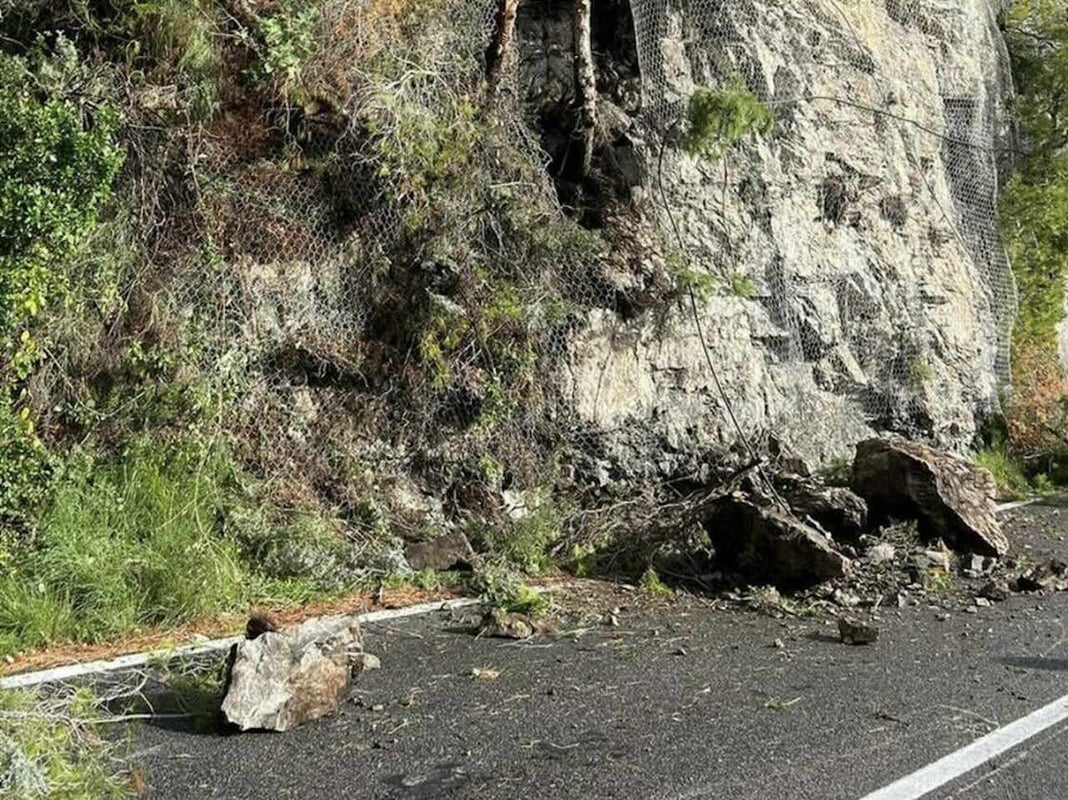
[[132, 504, 1068, 800]]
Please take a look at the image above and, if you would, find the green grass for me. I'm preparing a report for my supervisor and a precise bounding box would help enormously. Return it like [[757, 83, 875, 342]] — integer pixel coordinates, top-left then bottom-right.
[[975, 447, 1032, 500], [0, 443, 358, 658], [0, 445, 249, 655]]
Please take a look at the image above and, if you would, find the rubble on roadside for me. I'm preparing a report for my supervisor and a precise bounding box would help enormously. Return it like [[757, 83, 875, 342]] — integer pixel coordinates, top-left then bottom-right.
[[687, 436, 1061, 628]]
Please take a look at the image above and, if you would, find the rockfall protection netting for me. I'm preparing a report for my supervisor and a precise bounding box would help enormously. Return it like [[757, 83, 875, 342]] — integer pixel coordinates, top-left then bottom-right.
[[629, 0, 1017, 416], [37, 0, 1020, 556]]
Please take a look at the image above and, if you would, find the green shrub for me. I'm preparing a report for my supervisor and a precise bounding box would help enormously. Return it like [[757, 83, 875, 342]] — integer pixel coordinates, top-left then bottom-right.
[[479, 500, 562, 574], [256, 0, 320, 92], [0, 51, 122, 537], [684, 85, 775, 160], [0, 53, 123, 363], [470, 561, 547, 616]]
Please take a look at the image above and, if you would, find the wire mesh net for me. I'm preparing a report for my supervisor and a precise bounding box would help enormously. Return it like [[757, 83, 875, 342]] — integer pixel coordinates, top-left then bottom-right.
[[630, 0, 1017, 424], [37, 0, 1018, 556]]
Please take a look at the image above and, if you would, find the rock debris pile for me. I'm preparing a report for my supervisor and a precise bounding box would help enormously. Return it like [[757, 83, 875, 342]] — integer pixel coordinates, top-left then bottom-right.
[[698, 437, 1061, 620]]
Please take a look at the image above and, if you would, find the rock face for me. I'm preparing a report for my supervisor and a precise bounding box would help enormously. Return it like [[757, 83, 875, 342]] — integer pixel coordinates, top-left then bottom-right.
[[520, 0, 1015, 479], [704, 496, 851, 587], [852, 437, 1007, 556], [221, 615, 364, 732]]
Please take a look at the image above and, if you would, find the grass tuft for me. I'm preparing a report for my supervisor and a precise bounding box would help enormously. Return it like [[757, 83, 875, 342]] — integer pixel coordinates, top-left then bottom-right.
[[975, 447, 1031, 500], [0, 444, 252, 657]]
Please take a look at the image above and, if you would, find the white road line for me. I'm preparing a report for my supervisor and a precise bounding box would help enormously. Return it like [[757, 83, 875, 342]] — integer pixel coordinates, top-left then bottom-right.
[[0, 597, 480, 691], [995, 498, 1040, 513], [857, 693, 1068, 800]]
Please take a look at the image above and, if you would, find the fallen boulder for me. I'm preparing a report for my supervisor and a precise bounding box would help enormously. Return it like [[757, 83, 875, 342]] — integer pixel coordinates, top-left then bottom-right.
[[774, 474, 867, 541], [404, 530, 475, 571], [221, 615, 363, 732], [852, 438, 1007, 557], [704, 496, 851, 588]]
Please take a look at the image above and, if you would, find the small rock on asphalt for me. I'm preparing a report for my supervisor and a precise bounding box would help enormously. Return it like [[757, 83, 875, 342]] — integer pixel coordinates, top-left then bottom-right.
[[838, 618, 879, 645], [979, 580, 1010, 601]]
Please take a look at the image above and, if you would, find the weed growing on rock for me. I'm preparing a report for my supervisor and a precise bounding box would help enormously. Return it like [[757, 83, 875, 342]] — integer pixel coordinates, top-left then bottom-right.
[[908, 357, 933, 387], [921, 568, 954, 595], [683, 85, 774, 160]]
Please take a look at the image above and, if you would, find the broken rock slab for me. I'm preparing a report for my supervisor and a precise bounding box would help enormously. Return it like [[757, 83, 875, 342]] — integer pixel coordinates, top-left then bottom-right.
[[404, 530, 475, 572], [852, 438, 1007, 557], [704, 496, 851, 588], [222, 615, 363, 732], [774, 474, 867, 541]]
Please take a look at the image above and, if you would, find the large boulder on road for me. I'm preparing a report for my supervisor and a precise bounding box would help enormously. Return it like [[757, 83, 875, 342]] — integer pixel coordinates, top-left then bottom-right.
[[703, 496, 851, 588], [221, 615, 365, 732], [852, 438, 1007, 557]]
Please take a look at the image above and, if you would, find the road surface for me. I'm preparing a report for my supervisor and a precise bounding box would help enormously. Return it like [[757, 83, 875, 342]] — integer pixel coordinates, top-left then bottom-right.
[[131, 503, 1068, 799]]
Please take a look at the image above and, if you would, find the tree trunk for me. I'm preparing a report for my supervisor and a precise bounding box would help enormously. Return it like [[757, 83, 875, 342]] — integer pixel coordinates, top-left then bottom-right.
[[485, 0, 521, 91], [572, 0, 597, 178]]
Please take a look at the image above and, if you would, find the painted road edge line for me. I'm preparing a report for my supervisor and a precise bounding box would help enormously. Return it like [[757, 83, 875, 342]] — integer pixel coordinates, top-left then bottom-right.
[[995, 498, 1039, 513], [857, 693, 1068, 800], [0, 597, 481, 691]]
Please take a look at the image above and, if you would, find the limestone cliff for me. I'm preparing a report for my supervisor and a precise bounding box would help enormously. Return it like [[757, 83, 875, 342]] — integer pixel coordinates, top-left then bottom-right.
[[521, 0, 1017, 479]]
